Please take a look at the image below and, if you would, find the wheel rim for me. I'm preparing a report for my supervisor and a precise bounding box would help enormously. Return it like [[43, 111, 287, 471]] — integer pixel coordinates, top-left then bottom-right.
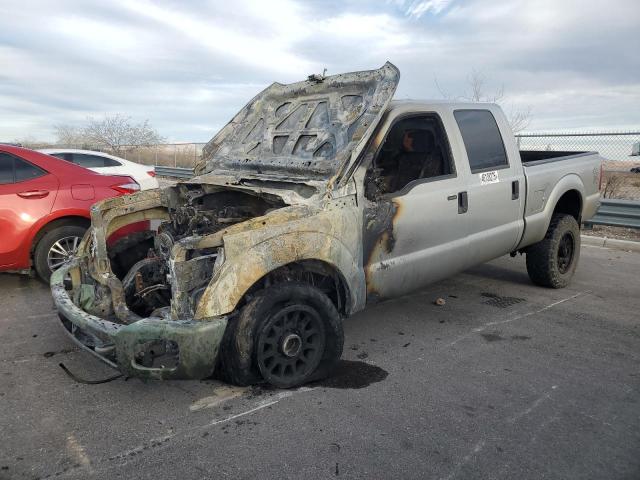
[[557, 232, 575, 274], [257, 304, 326, 386], [47, 235, 81, 272]]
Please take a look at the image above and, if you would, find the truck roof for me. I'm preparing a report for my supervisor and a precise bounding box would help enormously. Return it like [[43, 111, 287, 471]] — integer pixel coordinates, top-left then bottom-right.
[[387, 99, 500, 111]]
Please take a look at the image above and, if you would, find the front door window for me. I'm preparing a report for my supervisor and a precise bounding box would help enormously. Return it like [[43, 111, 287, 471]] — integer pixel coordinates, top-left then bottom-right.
[[365, 114, 455, 199]]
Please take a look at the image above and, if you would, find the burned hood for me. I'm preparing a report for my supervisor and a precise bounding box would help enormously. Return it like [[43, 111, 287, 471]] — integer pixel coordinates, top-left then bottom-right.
[[195, 62, 400, 182]]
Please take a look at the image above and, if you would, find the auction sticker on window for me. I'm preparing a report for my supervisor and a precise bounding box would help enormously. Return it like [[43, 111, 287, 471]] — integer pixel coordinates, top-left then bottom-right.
[[479, 170, 499, 185]]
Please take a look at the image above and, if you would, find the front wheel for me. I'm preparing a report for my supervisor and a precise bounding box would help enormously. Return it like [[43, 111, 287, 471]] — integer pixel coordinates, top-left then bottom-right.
[[219, 282, 344, 388], [526, 214, 580, 288]]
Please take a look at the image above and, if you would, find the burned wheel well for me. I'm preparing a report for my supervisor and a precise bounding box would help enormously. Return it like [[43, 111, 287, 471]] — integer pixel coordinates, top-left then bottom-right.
[[30, 216, 91, 256], [553, 190, 582, 223], [242, 260, 351, 316]]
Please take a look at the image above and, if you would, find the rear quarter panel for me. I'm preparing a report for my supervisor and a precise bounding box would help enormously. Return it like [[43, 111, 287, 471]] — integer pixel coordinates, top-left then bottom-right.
[[17, 177, 125, 270], [518, 153, 602, 248]]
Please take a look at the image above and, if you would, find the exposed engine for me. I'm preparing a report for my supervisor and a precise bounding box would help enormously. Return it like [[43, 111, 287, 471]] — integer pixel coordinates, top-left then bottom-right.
[[111, 184, 287, 317], [161, 183, 286, 240]]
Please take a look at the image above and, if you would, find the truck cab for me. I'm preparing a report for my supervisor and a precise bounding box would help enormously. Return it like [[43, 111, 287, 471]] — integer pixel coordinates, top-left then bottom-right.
[[357, 101, 527, 299]]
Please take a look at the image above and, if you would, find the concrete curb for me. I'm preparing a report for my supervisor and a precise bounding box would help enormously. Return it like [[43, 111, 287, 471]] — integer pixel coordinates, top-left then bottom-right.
[[582, 234, 640, 253]]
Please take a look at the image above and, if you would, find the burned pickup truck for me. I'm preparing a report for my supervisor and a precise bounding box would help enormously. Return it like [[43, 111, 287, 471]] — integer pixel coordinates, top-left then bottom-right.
[[51, 62, 601, 387]]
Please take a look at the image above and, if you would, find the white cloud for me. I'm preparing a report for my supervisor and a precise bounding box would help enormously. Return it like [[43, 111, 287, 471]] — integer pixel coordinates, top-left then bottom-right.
[[0, 0, 638, 142], [115, 0, 312, 75], [404, 0, 454, 18], [317, 13, 411, 49]]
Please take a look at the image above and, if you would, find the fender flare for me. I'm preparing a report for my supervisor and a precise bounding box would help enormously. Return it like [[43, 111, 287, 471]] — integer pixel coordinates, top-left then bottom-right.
[[519, 173, 585, 248]]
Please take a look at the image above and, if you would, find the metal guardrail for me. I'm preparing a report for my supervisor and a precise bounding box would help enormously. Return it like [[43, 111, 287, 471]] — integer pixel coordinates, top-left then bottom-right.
[[154, 166, 194, 178], [586, 199, 640, 229]]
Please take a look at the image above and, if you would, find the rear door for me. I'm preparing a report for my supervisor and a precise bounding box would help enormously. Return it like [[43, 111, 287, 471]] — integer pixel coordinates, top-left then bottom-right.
[[0, 152, 58, 267], [452, 108, 525, 264]]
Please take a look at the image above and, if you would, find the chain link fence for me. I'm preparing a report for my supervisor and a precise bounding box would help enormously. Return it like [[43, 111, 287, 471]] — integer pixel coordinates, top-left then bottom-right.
[[516, 131, 640, 200], [118, 143, 207, 168], [17, 142, 207, 168]]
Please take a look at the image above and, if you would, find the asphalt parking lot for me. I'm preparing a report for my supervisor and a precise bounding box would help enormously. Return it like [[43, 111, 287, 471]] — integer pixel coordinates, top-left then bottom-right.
[[1, 244, 639, 480]]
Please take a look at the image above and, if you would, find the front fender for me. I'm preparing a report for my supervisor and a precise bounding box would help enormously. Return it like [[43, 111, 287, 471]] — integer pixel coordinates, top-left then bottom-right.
[[194, 207, 365, 318]]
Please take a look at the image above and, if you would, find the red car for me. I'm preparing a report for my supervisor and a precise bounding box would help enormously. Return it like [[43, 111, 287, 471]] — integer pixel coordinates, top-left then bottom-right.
[[0, 145, 141, 281]]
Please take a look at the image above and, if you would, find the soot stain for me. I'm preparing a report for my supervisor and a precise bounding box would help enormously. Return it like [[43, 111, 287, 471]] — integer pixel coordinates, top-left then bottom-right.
[[314, 360, 388, 389], [480, 332, 505, 342], [43, 348, 76, 358], [481, 332, 531, 342], [480, 292, 525, 309]]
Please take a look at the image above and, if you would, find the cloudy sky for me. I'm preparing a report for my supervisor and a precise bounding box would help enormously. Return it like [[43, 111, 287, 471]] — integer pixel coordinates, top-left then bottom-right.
[[1, 0, 639, 143]]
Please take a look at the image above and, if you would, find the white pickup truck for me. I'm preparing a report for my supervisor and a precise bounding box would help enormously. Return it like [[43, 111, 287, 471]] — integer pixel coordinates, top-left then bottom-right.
[[51, 63, 602, 388]]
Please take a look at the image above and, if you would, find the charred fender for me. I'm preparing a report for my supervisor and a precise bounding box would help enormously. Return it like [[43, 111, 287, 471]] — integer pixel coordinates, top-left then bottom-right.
[[194, 205, 365, 319]]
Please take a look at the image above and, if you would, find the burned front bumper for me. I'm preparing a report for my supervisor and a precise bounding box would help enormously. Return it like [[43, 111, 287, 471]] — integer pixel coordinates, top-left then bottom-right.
[[50, 260, 228, 380]]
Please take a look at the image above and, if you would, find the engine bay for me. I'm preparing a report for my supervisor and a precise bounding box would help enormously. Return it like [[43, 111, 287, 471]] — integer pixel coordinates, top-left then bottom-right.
[[108, 184, 288, 318]]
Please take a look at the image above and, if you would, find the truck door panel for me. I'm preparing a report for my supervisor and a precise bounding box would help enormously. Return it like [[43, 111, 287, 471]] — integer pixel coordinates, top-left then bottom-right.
[[453, 108, 525, 264], [363, 112, 469, 300]]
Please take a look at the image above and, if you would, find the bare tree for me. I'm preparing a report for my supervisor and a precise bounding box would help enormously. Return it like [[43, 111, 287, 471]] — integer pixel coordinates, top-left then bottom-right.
[[53, 115, 164, 154], [435, 69, 532, 133], [53, 124, 86, 147], [82, 115, 164, 154]]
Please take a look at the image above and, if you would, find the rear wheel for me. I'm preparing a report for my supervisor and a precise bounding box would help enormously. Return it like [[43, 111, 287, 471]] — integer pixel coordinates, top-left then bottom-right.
[[219, 281, 344, 388], [526, 214, 580, 288], [34, 225, 86, 282]]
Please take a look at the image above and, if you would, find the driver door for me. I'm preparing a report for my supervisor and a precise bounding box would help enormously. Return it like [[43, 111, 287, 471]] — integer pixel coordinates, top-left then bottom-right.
[[362, 111, 470, 300]]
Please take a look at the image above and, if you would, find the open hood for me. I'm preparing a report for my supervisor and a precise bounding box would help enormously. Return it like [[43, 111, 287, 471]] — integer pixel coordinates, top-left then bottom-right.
[[195, 62, 400, 182]]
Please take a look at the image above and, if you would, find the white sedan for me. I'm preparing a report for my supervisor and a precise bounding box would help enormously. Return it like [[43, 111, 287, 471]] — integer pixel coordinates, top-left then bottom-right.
[[38, 149, 159, 190]]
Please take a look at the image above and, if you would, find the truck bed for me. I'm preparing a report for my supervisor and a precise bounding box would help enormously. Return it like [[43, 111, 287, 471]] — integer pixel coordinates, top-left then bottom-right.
[[520, 150, 592, 166]]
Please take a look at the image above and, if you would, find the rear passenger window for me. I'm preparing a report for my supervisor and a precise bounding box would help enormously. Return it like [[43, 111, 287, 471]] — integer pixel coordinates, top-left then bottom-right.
[[71, 154, 120, 168], [0, 153, 14, 184], [454, 110, 508, 172], [15, 157, 46, 182], [0, 153, 46, 184]]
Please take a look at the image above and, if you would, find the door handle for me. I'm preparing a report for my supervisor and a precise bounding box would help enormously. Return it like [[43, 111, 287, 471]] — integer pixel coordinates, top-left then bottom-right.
[[18, 190, 49, 199], [458, 191, 468, 214], [447, 194, 457, 201], [512, 180, 520, 200]]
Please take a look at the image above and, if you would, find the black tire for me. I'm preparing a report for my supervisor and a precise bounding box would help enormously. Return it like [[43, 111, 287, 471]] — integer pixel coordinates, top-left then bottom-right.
[[526, 214, 580, 288], [33, 225, 87, 283], [219, 281, 344, 388]]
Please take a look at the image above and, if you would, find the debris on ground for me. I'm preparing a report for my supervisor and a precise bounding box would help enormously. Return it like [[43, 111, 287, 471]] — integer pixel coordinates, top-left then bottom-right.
[[586, 225, 640, 241], [434, 298, 446, 306]]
